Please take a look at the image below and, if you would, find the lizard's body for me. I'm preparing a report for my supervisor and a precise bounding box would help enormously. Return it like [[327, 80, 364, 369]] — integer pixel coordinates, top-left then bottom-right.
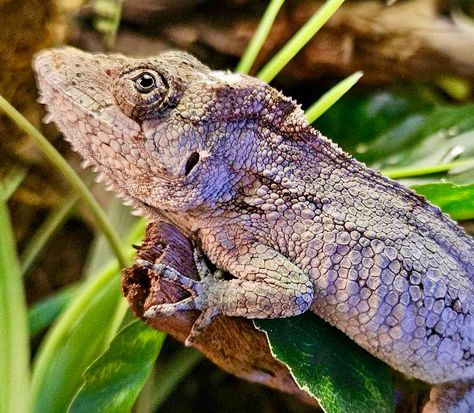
[[34, 47, 474, 412]]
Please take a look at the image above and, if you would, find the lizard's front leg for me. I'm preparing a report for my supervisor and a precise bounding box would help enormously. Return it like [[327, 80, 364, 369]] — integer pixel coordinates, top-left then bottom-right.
[[140, 243, 313, 345]]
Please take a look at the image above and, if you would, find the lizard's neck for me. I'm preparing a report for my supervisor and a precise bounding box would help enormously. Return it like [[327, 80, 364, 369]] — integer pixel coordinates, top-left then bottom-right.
[[129, 200, 195, 239]]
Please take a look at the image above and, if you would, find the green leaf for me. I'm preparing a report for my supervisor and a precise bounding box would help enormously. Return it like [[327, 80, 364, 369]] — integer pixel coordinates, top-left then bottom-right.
[[372, 104, 474, 176], [69, 321, 165, 413], [21, 194, 78, 277], [31, 219, 148, 413], [0, 200, 30, 413], [317, 90, 474, 181], [316, 86, 439, 158], [28, 284, 81, 337], [255, 314, 393, 413], [412, 182, 474, 221], [30, 266, 127, 413]]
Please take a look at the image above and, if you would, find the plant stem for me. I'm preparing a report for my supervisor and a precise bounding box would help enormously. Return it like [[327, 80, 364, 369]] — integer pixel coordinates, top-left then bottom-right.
[[257, 0, 345, 82], [0, 166, 27, 202], [21, 194, 79, 277], [382, 158, 474, 180], [236, 0, 285, 74], [305, 71, 363, 123], [0, 94, 128, 268]]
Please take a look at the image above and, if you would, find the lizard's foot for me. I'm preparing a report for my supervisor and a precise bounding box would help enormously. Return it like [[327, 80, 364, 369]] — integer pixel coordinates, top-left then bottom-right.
[[139, 242, 313, 345], [138, 254, 223, 344], [184, 307, 221, 346]]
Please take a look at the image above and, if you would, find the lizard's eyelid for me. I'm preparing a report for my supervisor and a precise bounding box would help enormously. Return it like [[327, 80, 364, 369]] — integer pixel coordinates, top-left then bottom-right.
[[114, 68, 170, 120]]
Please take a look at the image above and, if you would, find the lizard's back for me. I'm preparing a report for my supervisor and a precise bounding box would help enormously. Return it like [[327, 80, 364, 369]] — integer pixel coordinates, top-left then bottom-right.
[[263, 131, 474, 384]]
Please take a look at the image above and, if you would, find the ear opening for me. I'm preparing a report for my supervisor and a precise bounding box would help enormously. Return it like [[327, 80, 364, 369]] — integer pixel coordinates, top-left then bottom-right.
[[185, 151, 200, 176]]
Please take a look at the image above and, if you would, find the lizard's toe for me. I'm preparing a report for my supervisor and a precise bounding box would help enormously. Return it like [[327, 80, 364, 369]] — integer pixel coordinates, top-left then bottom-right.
[[144, 297, 198, 318], [137, 259, 203, 294], [185, 307, 222, 346]]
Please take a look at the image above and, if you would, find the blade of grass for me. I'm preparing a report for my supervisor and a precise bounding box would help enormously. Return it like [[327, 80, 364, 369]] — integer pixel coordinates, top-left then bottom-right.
[[235, 0, 285, 74], [0, 199, 30, 413], [382, 157, 474, 180], [0, 166, 27, 202], [21, 194, 79, 277], [0, 94, 127, 268], [257, 0, 345, 82], [305, 71, 363, 123], [83, 198, 137, 280], [92, 0, 123, 49]]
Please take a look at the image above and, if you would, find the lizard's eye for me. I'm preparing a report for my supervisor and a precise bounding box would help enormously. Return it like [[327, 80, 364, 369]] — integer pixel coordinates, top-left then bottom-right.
[[134, 72, 156, 93], [114, 67, 169, 121]]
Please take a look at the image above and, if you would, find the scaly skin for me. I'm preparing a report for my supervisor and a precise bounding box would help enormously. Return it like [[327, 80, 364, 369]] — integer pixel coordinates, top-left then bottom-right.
[[34, 47, 474, 412]]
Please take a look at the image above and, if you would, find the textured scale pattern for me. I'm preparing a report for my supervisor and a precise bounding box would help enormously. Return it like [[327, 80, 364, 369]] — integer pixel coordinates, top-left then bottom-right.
[[34, 47, 474, 412]]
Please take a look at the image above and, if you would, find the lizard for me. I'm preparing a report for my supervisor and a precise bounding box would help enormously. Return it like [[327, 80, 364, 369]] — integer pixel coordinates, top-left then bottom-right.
[[34, 46, 474, 413]]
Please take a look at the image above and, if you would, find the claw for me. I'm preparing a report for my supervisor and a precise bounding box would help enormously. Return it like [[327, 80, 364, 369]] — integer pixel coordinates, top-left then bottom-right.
[[136, 258, 155, 270], [185, 307, 221, 346]]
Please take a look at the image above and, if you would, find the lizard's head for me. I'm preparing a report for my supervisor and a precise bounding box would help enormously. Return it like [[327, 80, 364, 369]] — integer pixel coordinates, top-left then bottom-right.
[[34, 47, 233, 217], [34, 47, 306, 219]]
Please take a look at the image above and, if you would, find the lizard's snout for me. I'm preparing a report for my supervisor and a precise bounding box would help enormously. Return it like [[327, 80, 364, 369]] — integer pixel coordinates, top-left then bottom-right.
[[33, 47, 80, 82]]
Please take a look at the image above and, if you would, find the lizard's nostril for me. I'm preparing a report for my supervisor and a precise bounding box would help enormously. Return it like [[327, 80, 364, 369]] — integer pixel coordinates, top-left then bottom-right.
[[184, 152, 200, 176]]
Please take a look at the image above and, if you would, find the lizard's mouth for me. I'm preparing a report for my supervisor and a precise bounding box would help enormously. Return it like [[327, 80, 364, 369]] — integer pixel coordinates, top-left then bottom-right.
[[33, 47, 150, 204], [33, 47, 138, 130], [33, 47, 143, 168], [34, 50, 101, 163], [34, 47, 112, 115]]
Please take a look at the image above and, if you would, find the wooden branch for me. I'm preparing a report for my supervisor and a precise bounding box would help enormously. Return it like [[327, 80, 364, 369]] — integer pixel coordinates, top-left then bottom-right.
[[121, 221, 316, 406]]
